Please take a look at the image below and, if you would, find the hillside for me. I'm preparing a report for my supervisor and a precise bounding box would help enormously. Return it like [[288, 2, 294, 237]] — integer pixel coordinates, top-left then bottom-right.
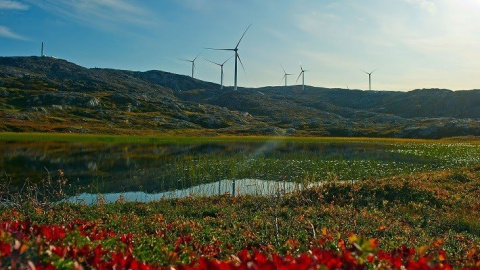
[[1, 56, 479, 138]]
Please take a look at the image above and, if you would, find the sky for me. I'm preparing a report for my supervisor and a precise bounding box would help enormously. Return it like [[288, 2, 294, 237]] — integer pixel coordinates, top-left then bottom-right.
[[0, 0, 479, 91]]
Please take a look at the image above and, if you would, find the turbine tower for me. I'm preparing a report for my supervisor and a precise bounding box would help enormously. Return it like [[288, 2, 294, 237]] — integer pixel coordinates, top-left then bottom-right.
[[41, 42, 45, 57], [205, 55, 233, 90], [207, 24, 252, 91], [296, 63, 307, 91], [181, 51, 202, 78], [362, 69, 376, 90], [281, 65, 292, 87]]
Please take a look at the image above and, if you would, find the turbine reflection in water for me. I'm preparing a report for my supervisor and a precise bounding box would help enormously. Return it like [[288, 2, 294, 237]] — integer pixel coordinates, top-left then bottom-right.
[[68, 178, 304, 204], [229, 140, 282, 196]]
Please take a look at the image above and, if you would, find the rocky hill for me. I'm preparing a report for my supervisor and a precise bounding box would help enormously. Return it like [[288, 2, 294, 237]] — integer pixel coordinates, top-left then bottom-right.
[[1, 56, 479, 138]]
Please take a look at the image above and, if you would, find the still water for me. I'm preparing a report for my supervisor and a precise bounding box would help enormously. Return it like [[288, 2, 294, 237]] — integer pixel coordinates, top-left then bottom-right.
[[1, 139, 478, 202], [69, 179, 305, 204]]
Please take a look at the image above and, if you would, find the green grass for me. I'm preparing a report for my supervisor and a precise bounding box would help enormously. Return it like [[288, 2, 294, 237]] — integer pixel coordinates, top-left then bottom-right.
[[1, 131, 474, 144], [2, 166, 479, 264], [1, 133, 480, 266]]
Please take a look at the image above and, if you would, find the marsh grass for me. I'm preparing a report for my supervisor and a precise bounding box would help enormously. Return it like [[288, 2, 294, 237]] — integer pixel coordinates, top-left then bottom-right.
[[2, 136, 480, 197], [1, 134, 480, 267], [1, 166, 479, 266], [0, 168, 69, 211]]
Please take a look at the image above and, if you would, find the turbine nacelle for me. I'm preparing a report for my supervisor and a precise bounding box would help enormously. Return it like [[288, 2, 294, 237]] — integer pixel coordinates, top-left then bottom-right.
[[207, 23, 252, 91], [296, 66, 307, 83], [362, 69, 376, 75], [362, 68, 377, 90], [180, 51, 203, 78], [296, 63, 308, 91], [281, 65, 293, 86], [205, 56, 234, 90]]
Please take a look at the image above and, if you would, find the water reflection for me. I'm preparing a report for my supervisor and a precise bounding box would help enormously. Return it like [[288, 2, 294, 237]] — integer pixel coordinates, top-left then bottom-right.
[[0, 140, 438, 195], [69, 179, 304, 204]]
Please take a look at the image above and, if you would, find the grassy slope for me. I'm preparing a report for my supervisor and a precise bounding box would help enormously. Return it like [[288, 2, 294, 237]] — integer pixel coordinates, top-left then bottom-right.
[[2, 57, 480, 139]]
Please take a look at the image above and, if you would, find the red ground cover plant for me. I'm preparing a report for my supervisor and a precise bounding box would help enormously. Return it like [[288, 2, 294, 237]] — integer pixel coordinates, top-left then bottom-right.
[[1, 219, 479, 269]]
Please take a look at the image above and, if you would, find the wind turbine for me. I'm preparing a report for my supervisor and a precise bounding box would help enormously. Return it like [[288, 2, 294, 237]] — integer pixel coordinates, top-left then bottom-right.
[[207, 24, 252, 91], [180, 51, 202, 78], [205, 55, 233, 89], [362, 69, 376, 90], [296, 63, 308, 91], [281, 65, 293, 87]]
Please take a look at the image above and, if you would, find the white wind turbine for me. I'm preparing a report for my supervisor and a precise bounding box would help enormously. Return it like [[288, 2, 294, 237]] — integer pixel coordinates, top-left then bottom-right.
[[207, 24, 252, 91], [180, 51, 202, 78], [281, 65, 293, 87], [205, 55, 233, 90], [362, 69, 376, 91], [296, 63, 308, 91]]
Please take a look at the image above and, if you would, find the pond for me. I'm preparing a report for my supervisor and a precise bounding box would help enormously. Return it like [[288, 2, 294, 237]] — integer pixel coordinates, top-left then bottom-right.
[[1, 139, 480, 202], [68, 179, 307, 204]]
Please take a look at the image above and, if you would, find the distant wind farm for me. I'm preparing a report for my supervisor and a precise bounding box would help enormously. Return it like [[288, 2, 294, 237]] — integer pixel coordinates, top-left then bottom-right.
[[177, 24, 384, 92], [179, 24, 314, 91]]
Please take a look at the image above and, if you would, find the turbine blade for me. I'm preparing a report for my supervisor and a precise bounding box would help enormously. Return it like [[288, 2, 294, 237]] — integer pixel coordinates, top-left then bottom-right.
[[193, 50, 203, 61], [180, 58, 192, 62], [206, 48, 235, 51], [281, 64, 286, 74], [296, 71, 303, 83], [222, 55, 234, 65], [237, 54, 247, 77], [361, 69, 369, 75], [204, 58, 221, 66], [235, 23, 252, 49]]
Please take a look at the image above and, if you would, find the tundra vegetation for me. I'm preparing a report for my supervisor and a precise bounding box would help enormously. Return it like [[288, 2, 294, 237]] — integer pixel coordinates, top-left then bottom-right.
[[1, 135, 480, 269], [2, 57, 480, 138]]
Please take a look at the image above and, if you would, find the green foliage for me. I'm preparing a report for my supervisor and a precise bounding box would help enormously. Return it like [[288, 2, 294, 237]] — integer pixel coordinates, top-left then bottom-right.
[[1, 166, 479, 266]]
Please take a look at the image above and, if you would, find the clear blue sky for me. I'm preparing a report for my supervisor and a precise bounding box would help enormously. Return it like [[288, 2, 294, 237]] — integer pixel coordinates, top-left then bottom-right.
[[1, 0, 479, 91]]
